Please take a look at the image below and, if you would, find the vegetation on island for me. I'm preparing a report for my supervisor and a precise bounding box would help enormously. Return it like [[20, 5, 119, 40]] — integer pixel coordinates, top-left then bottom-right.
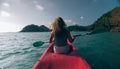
[[67, 25, 87, 31], [88, 6, 120, 33]]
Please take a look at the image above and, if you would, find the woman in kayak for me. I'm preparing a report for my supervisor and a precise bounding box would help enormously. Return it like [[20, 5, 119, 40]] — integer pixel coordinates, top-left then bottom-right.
[[49, 17, 75, 54]]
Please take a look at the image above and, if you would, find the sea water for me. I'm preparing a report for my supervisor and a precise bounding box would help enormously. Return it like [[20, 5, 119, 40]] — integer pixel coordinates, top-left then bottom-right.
[[0, 32, 120, 69]]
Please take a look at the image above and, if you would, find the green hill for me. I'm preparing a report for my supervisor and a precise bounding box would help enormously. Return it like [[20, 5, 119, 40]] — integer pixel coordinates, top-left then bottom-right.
[[88, 7, 120, 33]]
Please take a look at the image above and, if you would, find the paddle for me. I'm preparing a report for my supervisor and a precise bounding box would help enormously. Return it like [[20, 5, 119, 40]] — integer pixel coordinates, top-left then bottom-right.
[[33, 41, 49, 47], [33, 32, 92, 47], [74, 32, 91, 37]]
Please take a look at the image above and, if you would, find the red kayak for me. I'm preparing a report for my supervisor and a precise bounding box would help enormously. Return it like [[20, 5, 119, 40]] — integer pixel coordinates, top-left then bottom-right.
[[32, 42, 91, 69]]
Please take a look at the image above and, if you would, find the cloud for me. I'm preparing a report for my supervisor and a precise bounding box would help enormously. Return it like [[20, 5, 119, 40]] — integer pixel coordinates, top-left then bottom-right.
[[65, 19, 72, 23], [65, 19, 76, 26], [2, 3, 10, 7], [80, 16, 84, 19], [35, 4, 44, 11], [33, 1, 44, 11], [0, 11, 11, 17]]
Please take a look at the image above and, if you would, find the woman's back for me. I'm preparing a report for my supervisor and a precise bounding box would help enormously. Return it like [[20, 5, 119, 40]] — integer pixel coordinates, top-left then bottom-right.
[[54, 29, 68, 46]]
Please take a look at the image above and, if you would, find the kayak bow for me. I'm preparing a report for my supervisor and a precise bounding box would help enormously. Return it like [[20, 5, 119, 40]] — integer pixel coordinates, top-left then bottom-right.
[[32, 41, 91, 69]]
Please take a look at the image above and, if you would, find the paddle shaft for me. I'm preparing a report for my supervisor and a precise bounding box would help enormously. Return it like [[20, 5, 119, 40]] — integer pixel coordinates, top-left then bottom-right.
[[33, 32, 92, 47], [44, 42, 49, 43], [75, 32, 91, 37], [45, 33, 90, 43], [45, 33, 91, 43]]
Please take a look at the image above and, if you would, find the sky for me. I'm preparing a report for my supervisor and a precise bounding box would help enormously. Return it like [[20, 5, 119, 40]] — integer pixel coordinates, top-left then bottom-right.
[[0, 0, 120, 32]]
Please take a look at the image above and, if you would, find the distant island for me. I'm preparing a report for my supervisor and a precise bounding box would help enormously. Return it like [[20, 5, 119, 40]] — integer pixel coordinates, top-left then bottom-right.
[[20, 24, 50, 32], [20, 7, 120, 32], [67, 25, 87, 31]]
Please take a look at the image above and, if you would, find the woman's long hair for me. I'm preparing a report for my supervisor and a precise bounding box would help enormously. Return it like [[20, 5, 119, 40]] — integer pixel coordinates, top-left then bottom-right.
[[51, 17, 67, 35]]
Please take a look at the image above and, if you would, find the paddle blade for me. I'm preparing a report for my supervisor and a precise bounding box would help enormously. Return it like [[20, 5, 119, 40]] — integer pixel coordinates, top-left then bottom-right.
[[33, 41, 45, 47]]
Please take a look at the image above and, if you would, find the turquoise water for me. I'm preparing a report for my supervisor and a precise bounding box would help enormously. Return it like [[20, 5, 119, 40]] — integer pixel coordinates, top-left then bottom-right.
[[0, 32, 120, 69]]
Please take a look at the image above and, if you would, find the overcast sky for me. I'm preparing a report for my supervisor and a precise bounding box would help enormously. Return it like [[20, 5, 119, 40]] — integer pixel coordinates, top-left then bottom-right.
[[0, 0, 120, 32]]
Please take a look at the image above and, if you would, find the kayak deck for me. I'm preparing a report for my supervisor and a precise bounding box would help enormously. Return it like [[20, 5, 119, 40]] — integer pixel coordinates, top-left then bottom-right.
[[32, 42, 91, 69]]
